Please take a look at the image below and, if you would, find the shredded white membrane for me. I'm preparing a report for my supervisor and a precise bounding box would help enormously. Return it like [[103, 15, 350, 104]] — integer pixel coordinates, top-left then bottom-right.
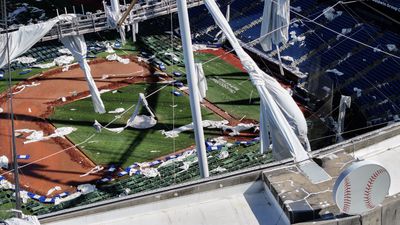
[[13, 56, 37, 64], [323, 7, 343, 21], [387, 44, 398, 52], [108, 108, 125, 114], [106, 54, 130, 64], [326, 68, 344, 76], [161, 120, 257, 138], [16, 127, 77, 144]]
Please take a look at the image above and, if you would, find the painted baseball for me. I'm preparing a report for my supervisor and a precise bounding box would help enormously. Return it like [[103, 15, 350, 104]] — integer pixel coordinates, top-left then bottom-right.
[[333, 160, 390, 215]]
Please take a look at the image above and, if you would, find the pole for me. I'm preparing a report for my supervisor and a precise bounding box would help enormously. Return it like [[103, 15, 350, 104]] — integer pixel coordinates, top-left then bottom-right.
[[176, 0, 209, 178], [3, 0, 22, 217], [111, 0, 126, 44], [110, 0, 120, 13], [275, 45, 285, 76], [226, 4, 230, 22], [117, 0, 138, 27], [132, 23, 136, 42]]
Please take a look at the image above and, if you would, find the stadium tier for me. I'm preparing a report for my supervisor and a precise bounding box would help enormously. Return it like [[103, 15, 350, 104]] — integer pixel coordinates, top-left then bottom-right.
[[1, 0, 400, 222], [191, 0, 400, 125]]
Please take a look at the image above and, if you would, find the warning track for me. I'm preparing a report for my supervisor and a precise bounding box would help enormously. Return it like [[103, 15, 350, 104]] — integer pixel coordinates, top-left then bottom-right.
[[0, 57, 152, 196]]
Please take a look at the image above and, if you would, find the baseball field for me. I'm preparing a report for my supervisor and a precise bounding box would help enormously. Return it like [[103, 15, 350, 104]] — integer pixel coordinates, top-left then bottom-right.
[[0, 38, 264, 217]]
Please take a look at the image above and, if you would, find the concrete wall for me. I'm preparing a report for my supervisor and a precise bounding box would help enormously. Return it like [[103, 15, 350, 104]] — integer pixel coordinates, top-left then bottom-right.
[[294, 123, 400, 225], [295, 193, 400, 225]]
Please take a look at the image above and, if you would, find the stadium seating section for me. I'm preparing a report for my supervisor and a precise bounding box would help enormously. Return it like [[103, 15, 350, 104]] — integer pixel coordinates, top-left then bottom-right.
[[25, 141, 273, 216], [191, 0, 400, 125]]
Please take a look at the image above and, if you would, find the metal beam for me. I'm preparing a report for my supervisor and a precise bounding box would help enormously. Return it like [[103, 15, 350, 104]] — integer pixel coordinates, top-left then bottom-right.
[[2, 0, 22, 217], [117, 0, 137, 27], [176, 0, 209, 178], [31, 0, 204, 42]]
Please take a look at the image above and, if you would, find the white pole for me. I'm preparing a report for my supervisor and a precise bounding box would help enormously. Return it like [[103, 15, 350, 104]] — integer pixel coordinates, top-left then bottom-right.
[[132, 24, 136, 42], [337, 95, 351, 142], [177, 0, 209, 178], [111, 0, 120, 13], [226, 4, 230, 22], [275, 44, 285, 76], [111, 0, 126, 44]]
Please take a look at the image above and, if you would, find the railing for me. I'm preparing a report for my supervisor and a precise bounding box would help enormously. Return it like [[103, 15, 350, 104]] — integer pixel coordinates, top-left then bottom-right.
[[125, 0, 203, 23], [41, 12, 108, 41], [39, 0, 204, 42]]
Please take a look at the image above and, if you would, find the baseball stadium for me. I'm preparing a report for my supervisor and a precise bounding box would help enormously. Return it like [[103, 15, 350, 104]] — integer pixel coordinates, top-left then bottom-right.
[[0, 0, 400, 224]]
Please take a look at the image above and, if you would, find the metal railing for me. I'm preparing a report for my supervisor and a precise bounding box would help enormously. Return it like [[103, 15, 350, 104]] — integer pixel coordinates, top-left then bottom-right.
[[125, 0, 203, 23], [41, 12, 108, 41], [39, 0, 204, 42]]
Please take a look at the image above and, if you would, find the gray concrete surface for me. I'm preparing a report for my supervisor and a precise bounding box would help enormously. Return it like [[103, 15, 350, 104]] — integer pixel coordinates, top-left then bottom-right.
[[264, 151, 354, 223], [43, 181, 290, 225]]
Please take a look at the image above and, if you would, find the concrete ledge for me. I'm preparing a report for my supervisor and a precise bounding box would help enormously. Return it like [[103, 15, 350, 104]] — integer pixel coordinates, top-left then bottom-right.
[[263, 151, 353, 224], [40, 159, 291, 223], [40, 123, 400, 224], [293, 193, 400, 224]]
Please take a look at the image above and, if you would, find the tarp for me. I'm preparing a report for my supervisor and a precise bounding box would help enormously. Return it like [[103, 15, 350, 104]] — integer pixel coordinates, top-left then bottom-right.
[[106, 53, 130, 64], [204, 0, 310, 161], [161, 120, 229, 138], [61, 35, 106, 114], [126, 93, 156, 126], [0, 14, 76, 69], [77, 183, 97, 194], [0, 15, 106, 114], [260, 0, 290, 51], [0, 20, 59, 69], [19, 127, 77, 144], [161, 120, 257, 138], [95, 93, 157, 133]]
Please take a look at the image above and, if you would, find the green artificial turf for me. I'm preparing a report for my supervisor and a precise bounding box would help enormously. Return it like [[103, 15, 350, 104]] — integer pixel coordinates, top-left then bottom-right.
[[49, 83, 221, 168], [195, 53, 260, 121], [0, 202, 13, 220], [168, 52, 260, 121], [49, 39, 260, 168]]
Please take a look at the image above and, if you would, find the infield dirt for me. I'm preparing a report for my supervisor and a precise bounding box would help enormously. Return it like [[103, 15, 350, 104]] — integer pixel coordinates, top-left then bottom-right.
[[0, 57, 152, 196]]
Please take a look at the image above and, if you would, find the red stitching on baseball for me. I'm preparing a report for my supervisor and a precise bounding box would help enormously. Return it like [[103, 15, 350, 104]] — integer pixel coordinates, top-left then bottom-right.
[[364, 169, 385, 209], [343, 177, 352, 213]]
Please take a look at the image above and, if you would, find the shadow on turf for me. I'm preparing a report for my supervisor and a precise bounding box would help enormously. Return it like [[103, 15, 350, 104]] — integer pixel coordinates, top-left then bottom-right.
[[212, 97, 261, 105]]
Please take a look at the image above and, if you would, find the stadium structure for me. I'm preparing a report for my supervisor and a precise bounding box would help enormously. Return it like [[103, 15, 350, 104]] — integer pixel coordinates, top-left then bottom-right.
[[0, 0, 400, 224]]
